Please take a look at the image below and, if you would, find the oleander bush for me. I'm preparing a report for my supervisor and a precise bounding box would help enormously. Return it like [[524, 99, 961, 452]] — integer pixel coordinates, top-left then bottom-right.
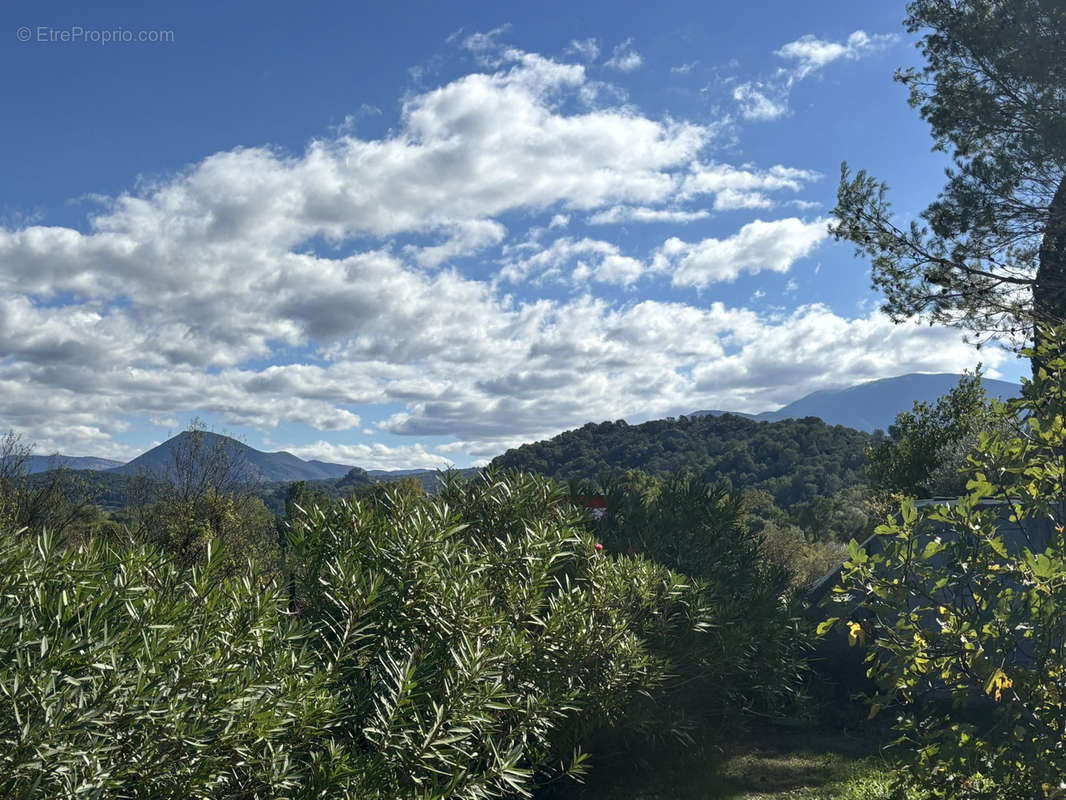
[[585, 472, 811, 734], [0, 530, 334, 799], [285, 470, 712, 797], [2, 470, 743, 799]]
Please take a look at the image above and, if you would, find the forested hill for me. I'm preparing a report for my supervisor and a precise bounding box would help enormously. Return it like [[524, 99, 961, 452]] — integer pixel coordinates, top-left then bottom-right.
[[490, 414, 873, 508]]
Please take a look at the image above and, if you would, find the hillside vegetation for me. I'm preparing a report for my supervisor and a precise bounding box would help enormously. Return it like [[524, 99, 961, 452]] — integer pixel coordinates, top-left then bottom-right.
[[0, 471, 808, 798], [3, 359, 1057, 798], [491, 414, 872, 509]]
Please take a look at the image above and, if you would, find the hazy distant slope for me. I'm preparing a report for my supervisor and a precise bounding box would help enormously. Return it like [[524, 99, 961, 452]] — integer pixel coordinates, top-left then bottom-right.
[[109, 431, 355, 483], [490, 414, 872, 508], [695, 373, 1020, 432], [22, 455, 124, 474]]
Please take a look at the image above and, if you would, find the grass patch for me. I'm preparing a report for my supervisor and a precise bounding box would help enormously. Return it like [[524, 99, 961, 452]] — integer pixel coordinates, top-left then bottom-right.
[[545, 725, 915, 800], [705, 734, 904, 800]]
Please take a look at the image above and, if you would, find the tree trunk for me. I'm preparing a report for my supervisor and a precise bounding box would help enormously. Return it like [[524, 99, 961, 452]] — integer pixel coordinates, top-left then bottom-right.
[[1033, 172, 1066, 373]]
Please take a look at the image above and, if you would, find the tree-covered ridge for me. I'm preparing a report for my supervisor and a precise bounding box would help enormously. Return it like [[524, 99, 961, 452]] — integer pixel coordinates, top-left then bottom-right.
[[490, 413, 873, 508]]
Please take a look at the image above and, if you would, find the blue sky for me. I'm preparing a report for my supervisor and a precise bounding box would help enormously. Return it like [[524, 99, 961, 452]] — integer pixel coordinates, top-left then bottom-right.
[[0, 0, 1027, 468]]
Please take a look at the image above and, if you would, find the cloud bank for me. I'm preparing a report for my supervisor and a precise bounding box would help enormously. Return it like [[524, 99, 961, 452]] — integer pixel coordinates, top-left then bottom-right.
[[0, 39, 994, 466]]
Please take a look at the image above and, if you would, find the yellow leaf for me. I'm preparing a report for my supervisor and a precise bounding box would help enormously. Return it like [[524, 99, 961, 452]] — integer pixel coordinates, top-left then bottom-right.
[[847, 620, 867, 647], [985, 668, 1013, 702]]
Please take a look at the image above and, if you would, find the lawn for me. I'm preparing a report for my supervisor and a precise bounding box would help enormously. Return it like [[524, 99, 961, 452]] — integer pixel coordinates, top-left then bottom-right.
[[544, 726, 914, 800]]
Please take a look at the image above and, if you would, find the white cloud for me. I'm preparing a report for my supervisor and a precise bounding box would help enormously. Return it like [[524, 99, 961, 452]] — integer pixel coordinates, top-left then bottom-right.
[[711, 189, 773, 210], [499, 236, 645, 286], [379, 301, 1003, 457], [732, 82, 789, 121], [689, 305, 989, 405], [605, 38, 643, 72], [734, 29, 899, 122], [774, 30, 899, 80], [0, 43, 997, 468], [587, 206, 711, 225], [671, 61, 698, 75], [653, 217, 829, 286], [405, 219, 507, 268], [0, 47, 712, 365], [461, 24, 514, 64], [275, 439, 455, 471], [565, 38, 600, 62], [680, 162, 821, 202]]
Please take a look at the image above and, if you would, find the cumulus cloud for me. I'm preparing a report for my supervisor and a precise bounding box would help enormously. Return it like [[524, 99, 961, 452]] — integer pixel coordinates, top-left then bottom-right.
[[380, 301, 1003, 458], [652, 217, 829, 286], [499, 236, 645, 286], [405, 219, 507, 268], [273, 439, 455, 471], [680, 162, 821, 209], [587, 206, 711, 225]]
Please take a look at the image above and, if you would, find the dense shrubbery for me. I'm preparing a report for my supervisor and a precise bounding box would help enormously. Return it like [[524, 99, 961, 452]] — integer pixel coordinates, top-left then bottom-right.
[[587, 472, 811, 721], [0, 470, 806, 799], [283, 471, 710, 797], [0, 531, 332, 799], [833, 330, 1066, 798]]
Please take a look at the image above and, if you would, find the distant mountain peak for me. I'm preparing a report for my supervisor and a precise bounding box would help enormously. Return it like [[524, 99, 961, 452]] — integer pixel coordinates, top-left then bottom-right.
[[694, 372, 1020, 432], [109, 431, 357, 483]]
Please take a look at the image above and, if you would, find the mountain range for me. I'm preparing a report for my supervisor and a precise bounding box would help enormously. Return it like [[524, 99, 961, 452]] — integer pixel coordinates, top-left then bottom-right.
[[23, 455, 125, 473], [693, 373, 1020, 432], [18, 372, 1023, 480], [16, 431, 357, 483]]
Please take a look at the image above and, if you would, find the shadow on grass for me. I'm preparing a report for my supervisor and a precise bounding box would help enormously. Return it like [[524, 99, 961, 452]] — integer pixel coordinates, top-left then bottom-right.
[[539, 725, 895, 800]]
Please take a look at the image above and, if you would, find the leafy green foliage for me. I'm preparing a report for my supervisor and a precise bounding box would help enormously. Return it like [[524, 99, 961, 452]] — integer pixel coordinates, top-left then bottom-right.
[[833, 328, 1066, 797], [866, 371, 1007, 499], [5, 470, 785, 799], [285, 471, 711, 797], [733, 487, 869, 588], [788, 485, 877, 545], [491, 414, 871, 509], [588, 473, 810, 724], [0, 532, 333, 798]]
